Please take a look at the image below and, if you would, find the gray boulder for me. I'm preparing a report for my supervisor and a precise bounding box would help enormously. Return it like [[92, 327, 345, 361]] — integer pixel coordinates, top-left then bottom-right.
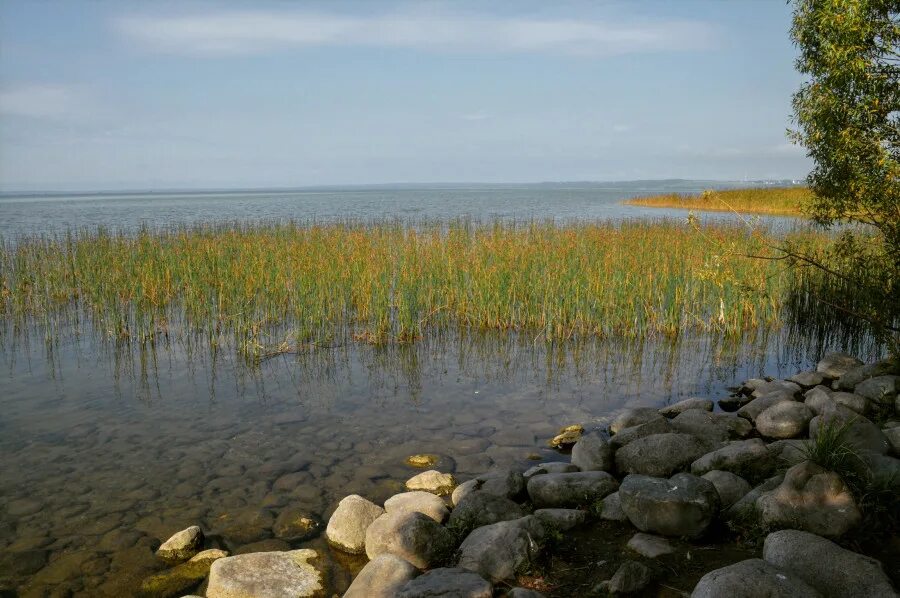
[[156, 525, 203, 563], [816, 352, 863, 379], [405, 470, 457, 496], [506, 588, 546, 598], [690, 439, 775, 482], [610, 408, 665, 434], [626, 532, 674, 558], [457, 516, 547, 583], [830, 391, 871, 415], [384, 491, 450, 523], [670, 409, 752, 442], [700, 470, 751, 509], [476, 469, 527, 501], [884, 426, 900, 455], [659, 398, 714, 417], [325, 494, 385, 554], [789, 371, 826, 388], [447, 492, 526, 533], [854, 375, 899, 405], [756, 402, 814, 439], [691, 559, 820, 598], [836, 358, 898, 390], [397, 567, 492, 598], [365, 511, 455, 568], [523, 462, 579, 479], [570, 432, 613, 471], [533, 508, 586, 531], [767, 439, 808, 467], [751, 379, 801, 398], [526, 471, 618, 509], [598, 491, 628, 521], [615, 433, 708, 477], [723, 473, 785, 521], [737, 392, 796, 423], [344, 554, 419, 598], [606, 560, 652, 594], [756, 461, 861, 537], [803, 386, 834, 414], [609, 417, 672, 449], [809, 411, 890, 455], [273, 507, 321, 542], [206, 550, 324, 598], [618, 473, 720, 538], [763, 529, 896, 598]]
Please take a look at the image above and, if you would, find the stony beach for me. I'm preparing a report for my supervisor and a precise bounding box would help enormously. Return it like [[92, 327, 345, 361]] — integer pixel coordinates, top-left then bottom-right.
[[112, 351, 899, 597]]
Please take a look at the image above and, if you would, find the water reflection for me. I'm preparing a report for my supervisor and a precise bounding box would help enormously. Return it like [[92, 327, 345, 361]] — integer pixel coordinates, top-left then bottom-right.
[[0, 324, 884, 596]]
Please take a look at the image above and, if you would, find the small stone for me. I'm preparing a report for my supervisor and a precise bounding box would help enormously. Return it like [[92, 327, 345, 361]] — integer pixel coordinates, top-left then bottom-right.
[[326, 494, 385, 554], [701, 470, 752, 509], [816, 352, 863, 379], [206, 550, 324, 598], [618, 473, 720, 538], [384, 491, 450, 523], [344, 553, 419, 598], [763, 529, 896, 598], [155, 526, 203, 564], [365, 511, 455, 569], [691, 558, 820, 598], [405, 470, 457, 496], [607, 560, 652, 594], [549, 424, 584, 448], [570, 431, 614, 471], [526, 471, 619, 508], [397, 567, 492, 598], [626, 533, 674, 558], [756, 402, 814, 439], [659, 397, 714, 417], [610, 408, 664, 434]]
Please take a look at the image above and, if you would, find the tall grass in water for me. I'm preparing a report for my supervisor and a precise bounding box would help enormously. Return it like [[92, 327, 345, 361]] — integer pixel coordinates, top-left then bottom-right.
[[0, 219, 826, 361], [625, 187, 812, 216]]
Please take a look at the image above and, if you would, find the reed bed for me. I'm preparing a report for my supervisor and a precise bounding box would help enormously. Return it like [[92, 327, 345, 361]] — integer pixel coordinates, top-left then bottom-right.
[[625, 187, 812, 216], [0, 219, 828, 361]]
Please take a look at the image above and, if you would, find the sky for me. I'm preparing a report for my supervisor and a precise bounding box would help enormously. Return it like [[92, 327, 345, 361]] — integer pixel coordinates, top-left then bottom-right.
[[0, 1, 812, 192]]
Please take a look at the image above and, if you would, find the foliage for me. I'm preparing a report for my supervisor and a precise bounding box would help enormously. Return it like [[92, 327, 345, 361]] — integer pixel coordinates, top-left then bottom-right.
[[789, 0, 900, 347], [625, 186, 813, 216], [800, 417, 863, 474]]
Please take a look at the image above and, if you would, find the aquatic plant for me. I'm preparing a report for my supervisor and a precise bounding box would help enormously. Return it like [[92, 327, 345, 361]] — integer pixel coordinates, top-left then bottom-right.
[[0, 219, 829, 362], [625, 187, 812, 216]]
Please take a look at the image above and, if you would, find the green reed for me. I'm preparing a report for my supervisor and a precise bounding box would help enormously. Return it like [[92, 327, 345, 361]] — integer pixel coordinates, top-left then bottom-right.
[[625, 187, 813, 216], [0, 219, 829, 361]]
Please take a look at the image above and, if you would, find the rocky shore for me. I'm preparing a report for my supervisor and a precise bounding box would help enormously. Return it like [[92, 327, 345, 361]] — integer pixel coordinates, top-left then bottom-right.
[[128, 352, 898, 596]]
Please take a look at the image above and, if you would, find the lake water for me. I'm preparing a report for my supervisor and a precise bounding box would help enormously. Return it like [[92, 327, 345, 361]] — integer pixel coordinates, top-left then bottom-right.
[[0, 181, 866, 597]]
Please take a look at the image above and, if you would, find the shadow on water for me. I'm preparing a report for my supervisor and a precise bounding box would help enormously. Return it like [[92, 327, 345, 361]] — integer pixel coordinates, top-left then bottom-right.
[[0, 318, 887, 596]]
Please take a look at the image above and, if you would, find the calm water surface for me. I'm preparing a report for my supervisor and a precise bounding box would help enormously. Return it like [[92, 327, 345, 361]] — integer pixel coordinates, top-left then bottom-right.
[[0, 182, 845, 597]]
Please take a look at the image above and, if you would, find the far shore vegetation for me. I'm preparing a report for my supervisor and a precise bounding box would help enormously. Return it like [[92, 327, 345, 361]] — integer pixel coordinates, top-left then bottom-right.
[[624, 186, 812, 217], [1, 219, 838, 362]]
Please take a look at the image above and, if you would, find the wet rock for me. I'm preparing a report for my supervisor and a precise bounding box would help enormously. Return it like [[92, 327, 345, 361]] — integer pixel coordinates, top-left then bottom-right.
[[854, 375, 899, 405], [609, 417, 672, 449], [789, 371, 825, 388], [457, 516, 546, 583], [397, 567, 492, 598], [0, 549, 48, 577], [325, 494, 385, 554], [533, 508, 586, 531], [405, 470, 457, 496], [455, 454, 494, 475], [691, 558, 820, 598], [344, 553, 419, 598], [627, 533, 674, 558], [605, 560, 652, 594], [618, 473, 720, 538], [701, 470, 751, 509], [138, 550, 226, 598], [763, 529, 896, 598], [690, 439, 775, 482], [523, 462, 579, 479], [206, 549, 324, 598], [273, 507, 321, 541], [570, 432, 613, 471], [385, 491, 450, 523], [453, 437, 492, 456], [549, 424, 584, 448], [756, 402, 814, 439], [610, 408, 664, 435], [448, 492, 527, 533], [737, 392, 797, 423], [233, 539, 291, 554], [526, 471, 619, 508], [659, 398, 714, 417], [751, 380, 801, 398], [836, 358, 899, 390], [155, 526, 203, 564], [599, 491, 628, 521], [817, 352, 863, 379], [670, 409, 752, 442], [615, 433, 708, 477], [756, 461, 861, 537], [365, 511, 455, 569]]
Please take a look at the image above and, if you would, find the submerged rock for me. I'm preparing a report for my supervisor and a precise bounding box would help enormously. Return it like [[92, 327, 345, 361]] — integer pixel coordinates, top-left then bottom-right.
[[397, 567, 492, 598], [526, 471, 619, 508], [691, 558, 820, 598], [618, 473, 719, 538], [457, 516, 546, 583], [325, 494, 384, 554], [206, 550, 325, 598], [405, 470, 458, 496], [365, 511, 455, 569], [155, 526, 203, 564], [615, 432, 708, 477], [763, 529, 896, 598], [756, 461, 861, 537], [273, 507, 321, 541], [344, 554, 419, 598]]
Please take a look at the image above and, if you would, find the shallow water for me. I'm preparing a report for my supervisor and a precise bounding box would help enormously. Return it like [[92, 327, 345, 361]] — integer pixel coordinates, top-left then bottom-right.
[[0, 325, 870, 596]]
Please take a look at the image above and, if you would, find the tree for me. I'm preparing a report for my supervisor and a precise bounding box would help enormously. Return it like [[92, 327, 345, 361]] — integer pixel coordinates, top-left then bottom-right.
[[789, 0, 900, 345]]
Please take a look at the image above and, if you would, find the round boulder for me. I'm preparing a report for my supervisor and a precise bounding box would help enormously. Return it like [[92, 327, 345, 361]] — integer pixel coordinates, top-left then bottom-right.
[[325, 494, 385, 554], [756, 402, 814, 439], [618, 473, 720, 538]]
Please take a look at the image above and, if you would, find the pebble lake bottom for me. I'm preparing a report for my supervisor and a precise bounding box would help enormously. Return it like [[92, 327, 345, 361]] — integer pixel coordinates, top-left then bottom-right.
[[0, 325, 879, 595]]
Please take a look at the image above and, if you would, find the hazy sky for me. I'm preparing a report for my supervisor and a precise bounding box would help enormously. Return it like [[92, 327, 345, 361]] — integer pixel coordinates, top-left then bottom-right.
[[0, 1, 812, 191]]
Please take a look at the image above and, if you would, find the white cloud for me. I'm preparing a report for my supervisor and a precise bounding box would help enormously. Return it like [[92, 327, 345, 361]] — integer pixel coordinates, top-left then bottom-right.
[[0, 84, 85, 119], [114, 9, 718, 57]]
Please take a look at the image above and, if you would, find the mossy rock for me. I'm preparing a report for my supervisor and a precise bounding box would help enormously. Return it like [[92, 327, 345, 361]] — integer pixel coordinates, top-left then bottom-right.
[[137, 559, 211, 598], [549, 424, 584, 448]]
